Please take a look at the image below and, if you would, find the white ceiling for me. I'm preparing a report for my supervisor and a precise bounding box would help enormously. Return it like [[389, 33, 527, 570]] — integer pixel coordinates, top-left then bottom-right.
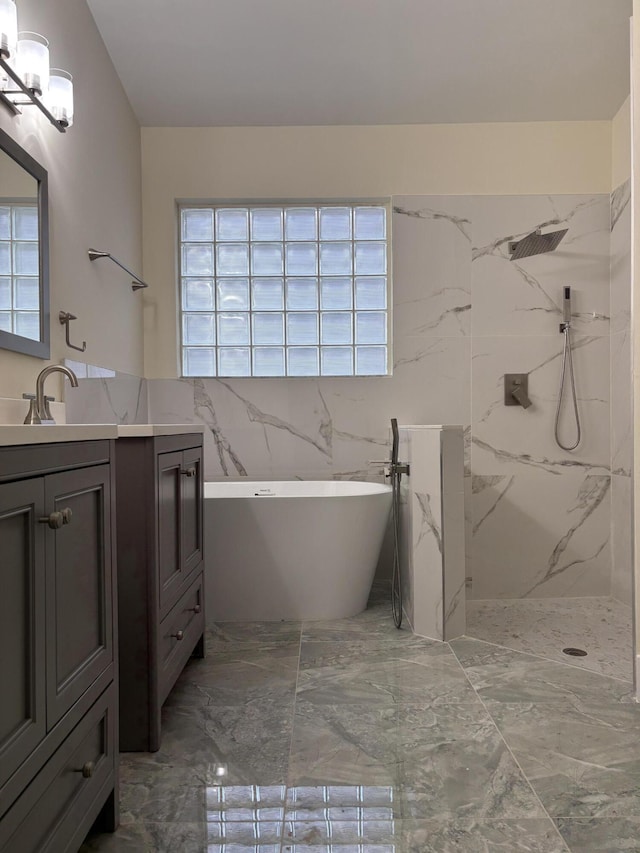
[[87, 0, 632, 127]]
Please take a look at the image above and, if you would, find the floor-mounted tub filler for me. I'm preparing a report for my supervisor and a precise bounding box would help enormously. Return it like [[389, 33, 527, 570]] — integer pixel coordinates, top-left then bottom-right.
[[204, 480, 392, 622]]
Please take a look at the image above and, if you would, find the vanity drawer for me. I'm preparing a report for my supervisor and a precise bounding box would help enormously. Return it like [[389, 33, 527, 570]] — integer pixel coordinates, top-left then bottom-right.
[[0, 686, 115, 853], [158, 574, 204, 705]]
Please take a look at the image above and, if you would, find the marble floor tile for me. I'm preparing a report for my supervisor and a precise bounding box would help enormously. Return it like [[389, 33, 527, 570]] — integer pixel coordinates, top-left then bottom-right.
[[297, 652, 480, 706], [484, 700, 640, 818], [555, 817, 640, 851], [466, 597, 633, 682], [208, 622, 302, 656], [80, 822, 208, 852], [124, 700, 294, 787], [165, 653, 299, 707], [84, 602, 640, 851], [449, 638, 632, 706], [299, 630, 450, 668], [288, 700, 545, 820], [392, 819, 570, 852]]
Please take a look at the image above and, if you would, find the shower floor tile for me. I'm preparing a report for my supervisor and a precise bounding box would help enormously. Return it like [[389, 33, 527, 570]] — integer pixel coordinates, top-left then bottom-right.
[[465, 596, 633, 681]]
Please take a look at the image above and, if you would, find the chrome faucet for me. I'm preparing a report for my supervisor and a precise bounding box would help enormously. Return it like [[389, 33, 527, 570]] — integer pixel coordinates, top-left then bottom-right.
[[24, 364, 79, 424]]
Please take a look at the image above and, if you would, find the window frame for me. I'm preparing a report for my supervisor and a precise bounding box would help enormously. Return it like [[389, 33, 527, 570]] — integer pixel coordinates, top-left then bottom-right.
[[177, 200, 392, 379], [0, 198, 41, 344]]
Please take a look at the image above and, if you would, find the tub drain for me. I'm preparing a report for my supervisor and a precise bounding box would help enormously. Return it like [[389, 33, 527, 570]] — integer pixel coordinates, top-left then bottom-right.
[[562, 647, 587, 657]]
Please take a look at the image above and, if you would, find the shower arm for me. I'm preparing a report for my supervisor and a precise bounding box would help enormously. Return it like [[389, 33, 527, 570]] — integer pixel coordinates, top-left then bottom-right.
[[88, 249, 149, 291]]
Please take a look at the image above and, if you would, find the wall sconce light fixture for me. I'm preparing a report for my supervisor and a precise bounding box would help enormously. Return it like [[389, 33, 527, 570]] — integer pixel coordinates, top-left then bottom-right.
[[0, 1, 72, 133]]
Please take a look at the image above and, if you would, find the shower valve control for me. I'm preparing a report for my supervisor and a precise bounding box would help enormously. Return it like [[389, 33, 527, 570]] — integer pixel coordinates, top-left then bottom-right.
[[504, 374, 532, 409]]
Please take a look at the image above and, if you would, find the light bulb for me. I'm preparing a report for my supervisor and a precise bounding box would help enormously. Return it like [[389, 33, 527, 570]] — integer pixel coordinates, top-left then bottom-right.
[[48, 69, 73, 127], [16, 32, 49, 95]]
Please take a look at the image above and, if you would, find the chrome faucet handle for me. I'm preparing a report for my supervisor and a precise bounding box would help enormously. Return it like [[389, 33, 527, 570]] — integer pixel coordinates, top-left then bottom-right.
[[42, 395, 55, 421], [23, 396, 40, 424]]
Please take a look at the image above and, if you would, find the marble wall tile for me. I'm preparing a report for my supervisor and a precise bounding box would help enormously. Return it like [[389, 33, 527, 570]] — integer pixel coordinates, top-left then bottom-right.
[[64, 368, 148, 425], [144, 191, 627, 608], [392, 196, 472, 338], [472, 334, 610, 477], [610, 179, 631, 334], [471, 194, 610, 338], [612, 474, 633, 605], [441, 428, 466, 639], [610, 330, 632, 477], [405, 428, 444, 640], [470, 470, 611, 599]]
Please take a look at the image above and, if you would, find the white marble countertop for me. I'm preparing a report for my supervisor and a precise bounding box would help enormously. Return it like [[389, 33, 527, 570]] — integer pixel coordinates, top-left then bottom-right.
[[116, 424, 206, 437], [0, 423, 206, 446], [0, 424, 119, 445]]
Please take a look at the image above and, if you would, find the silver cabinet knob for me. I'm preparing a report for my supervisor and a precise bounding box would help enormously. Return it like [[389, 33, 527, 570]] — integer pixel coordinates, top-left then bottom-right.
[[189, 604, 201, 614], [171, 630, 184, 641], [182, 467, 196, 478], [39, 507, 72, 529], [75, 761, 94, 778], [39, 511, 63, 529]]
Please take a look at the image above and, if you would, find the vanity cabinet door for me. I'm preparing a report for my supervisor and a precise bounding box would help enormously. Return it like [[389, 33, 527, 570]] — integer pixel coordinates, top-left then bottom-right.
[[0, 479, 46, 791], [157, 451, 183, 617], [181, 445, 203, 579], [44, 465, 113, 728]]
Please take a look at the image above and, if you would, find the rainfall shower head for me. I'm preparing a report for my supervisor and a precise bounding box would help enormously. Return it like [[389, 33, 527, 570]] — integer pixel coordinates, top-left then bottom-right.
[[509, 227, 568, 261]]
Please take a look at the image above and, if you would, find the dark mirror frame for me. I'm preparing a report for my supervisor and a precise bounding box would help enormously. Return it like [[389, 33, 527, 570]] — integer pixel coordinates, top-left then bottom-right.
[[0, 126, 49, 359]]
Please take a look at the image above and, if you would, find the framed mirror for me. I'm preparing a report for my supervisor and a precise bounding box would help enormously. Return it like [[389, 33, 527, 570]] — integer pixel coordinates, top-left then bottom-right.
[[0, 126, 49, 359]]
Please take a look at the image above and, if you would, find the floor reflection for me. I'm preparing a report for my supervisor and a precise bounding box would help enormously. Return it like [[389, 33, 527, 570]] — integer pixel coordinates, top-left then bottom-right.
[[205, 784, 397, 851]]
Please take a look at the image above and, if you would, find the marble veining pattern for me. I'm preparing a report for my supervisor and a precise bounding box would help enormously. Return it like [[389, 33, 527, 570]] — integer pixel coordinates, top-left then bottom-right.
[[82, 593, 640, 852]]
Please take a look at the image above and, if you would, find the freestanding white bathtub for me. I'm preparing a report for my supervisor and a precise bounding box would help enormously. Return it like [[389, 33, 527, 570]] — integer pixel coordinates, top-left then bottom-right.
[[204, 480, 392, 622]]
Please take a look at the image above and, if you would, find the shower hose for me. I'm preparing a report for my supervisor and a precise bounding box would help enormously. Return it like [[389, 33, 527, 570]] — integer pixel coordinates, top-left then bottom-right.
[[554, 325, 581, 451], [391, 465, 402, 629]]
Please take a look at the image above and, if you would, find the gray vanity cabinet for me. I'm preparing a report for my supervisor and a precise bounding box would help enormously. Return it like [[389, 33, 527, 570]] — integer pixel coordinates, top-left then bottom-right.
[[0, 441, 118, 853], [115, 432, 205, 752]]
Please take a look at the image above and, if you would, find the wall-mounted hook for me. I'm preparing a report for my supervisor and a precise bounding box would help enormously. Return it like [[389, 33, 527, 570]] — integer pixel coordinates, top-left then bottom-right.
[[59, 311, 86, 352]]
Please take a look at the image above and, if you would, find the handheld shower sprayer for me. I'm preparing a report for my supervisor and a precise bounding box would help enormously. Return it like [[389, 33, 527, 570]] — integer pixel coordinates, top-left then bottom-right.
[[562, 286, 571, 326], [391, 417, 399, 467], [555, 286, 581, 451]]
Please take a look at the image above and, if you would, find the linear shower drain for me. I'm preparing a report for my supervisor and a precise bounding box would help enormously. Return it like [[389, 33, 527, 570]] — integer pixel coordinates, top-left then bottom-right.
[[562, 647, 587, 657]]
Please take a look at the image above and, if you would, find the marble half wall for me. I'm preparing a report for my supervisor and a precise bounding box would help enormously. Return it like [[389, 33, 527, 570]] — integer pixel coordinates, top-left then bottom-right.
[[398, 425, 465, 641]]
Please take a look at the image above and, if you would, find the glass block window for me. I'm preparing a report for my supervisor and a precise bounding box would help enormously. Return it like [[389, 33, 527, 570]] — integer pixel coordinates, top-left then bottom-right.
[[179, 203, 389, 377], [0, 202, 40, 341]]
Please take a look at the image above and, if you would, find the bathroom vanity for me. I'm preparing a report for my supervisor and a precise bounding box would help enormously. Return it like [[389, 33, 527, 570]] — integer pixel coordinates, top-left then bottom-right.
[[0, 428, 119, 853], [114, 427, 205, 752]]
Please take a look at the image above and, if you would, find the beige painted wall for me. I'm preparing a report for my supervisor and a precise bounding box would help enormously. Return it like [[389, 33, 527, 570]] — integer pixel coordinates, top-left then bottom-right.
[[142, 121, 613, 378], [0, 0, 142, 402], [613, 95, 632, 188]]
